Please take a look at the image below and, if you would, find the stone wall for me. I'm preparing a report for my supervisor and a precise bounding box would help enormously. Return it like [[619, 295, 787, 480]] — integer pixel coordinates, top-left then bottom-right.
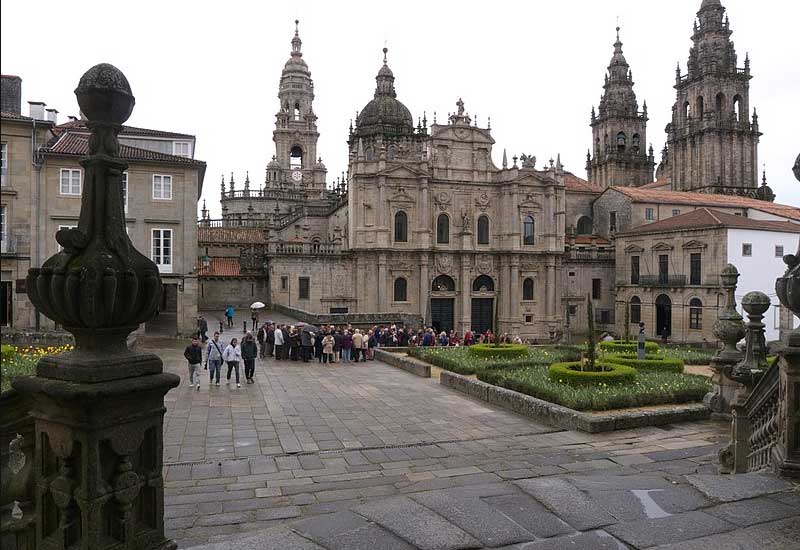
[[272, 303, 423, 329]]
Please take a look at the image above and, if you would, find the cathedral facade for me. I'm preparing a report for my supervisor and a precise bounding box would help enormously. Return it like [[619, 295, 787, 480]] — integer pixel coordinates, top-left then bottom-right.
[[198, 0, 790, 342]]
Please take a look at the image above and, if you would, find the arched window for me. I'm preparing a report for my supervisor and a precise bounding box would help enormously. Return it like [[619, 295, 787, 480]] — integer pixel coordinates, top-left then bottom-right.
[[477, 215, 490, 245], [697, 96, 704, 120], [715, 92, 725, 118], [437, 214, 450, 244], [632, 133, 640, 152], [522, 278, 534, 301], [595, 137, 600, 154], [630, 296, 641, 324], [387, 145, 396, 160], [576, 216, 593, 235], [431, 275, 455, 292], [394, 277, 407, 302], [733, 95, 742, 122], [472, 275, 494, 292], [365, 147, 374, 161], [689, 298, 702, 329], [394, 211, 408, 242], [290, 145, 303, 169], [523, 216, 535, 245], [683, 101, 691, 121], [616, 131, 626, 151], [293, 102, 301, 121]]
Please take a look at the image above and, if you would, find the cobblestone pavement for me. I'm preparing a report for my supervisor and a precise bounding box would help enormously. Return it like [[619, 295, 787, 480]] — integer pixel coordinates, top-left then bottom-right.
[[150, 323, 800, 549]]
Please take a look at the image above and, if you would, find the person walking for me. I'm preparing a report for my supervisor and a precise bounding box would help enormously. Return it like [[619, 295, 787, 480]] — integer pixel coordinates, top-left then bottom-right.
[[251, 309, 259, 332], [241, 332, 258, 384], [257, 323, 267, 358], [197, 315, 208, 342], [225, 305, 235, 328], [223, 337, 242, 388], [333, 328, 342, 363], [266, 323, 275, 358], [184, 336, 203, 391], [314, 330, 324, 363], [300, 328, 313, 363], [274, 324, 284, 361], [206, 331, 224, 386], [322, 331, 335, 364], [352, 329, 363, 363]]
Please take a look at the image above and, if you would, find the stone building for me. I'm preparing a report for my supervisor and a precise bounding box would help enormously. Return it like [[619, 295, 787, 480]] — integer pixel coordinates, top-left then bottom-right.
[[1, 74, 206, 334], [614, 208, 800, 343], [199, 0, 797, 342]]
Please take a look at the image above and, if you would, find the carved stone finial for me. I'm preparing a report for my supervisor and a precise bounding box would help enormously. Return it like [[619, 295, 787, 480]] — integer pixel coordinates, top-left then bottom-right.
[[730, 291, 771, 386], [26, 63, 162, 358]]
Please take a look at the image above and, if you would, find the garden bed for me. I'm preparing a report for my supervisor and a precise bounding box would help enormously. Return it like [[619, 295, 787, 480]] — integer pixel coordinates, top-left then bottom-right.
[[1, 344, 73, 393], [602, 353, 684, 373], [408, 345, 582, 375]]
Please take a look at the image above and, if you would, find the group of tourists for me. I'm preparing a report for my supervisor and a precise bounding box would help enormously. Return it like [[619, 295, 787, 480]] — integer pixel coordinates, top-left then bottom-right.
[[183, 330, 259, 390]]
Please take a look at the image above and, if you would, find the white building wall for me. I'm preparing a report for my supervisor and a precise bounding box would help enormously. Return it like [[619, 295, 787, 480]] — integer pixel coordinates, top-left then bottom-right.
[[746, 209, 800, 223], [727, 228, 800, 341]]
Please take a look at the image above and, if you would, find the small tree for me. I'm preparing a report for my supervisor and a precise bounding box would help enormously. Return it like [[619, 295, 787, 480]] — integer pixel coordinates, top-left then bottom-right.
[[586, 293, 596, 369]]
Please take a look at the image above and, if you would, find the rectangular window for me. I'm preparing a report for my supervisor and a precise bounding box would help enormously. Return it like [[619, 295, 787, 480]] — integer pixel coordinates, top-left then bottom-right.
[[630, 301, 641, 324], [330, 307, 349, 314], [609, 211, 617, 232], [151, 228, 173, 273], [776, 245, 785, 258], [672, 209, 681, 217], [630, 255, 640, 285], [645, 208, 655, 221], [298, 277, 310, 300], [281, 276, 288, 291], [60, 168, 81, 195], [0, 205, 6, 252], [592, 278, 601, 300], [742, 243, 752, 257], [152, 174, 172, 200], [121, 171, 128, 214], [690, 253, 702, 285], [172, 141, 191, 157], [658, 254, 669, 284], [568, 271, 576, 277], [0, 142, 7, 184], [524, 315, 533, 324]]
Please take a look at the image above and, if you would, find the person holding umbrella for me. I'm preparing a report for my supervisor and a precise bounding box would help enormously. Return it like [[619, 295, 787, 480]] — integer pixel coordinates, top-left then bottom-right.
[[250, 301, 265, 332]]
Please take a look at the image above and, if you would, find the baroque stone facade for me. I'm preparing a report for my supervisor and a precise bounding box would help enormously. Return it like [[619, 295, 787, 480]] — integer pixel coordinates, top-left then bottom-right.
[[199, 0, 795, 342]]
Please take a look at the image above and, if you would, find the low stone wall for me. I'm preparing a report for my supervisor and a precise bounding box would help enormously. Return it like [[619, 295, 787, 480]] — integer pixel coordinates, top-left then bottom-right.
[[0, 328, 74, 347], [272, 304, 423, 329], [373, 349, 430, 378], [439, 371, 710, 433]]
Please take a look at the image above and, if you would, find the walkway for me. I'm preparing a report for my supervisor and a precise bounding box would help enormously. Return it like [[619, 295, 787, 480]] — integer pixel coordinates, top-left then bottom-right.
[[148, 313, 799, 549]]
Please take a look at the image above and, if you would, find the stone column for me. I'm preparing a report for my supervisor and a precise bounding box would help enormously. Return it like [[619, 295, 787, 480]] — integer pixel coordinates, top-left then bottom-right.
[[419, 255, 429, 323], [13, 64, 179, 550], [377, 253, 387, 311], [546, 260, 556, 320], [510, 256, 520, 330], [461, 257, 471, 334]]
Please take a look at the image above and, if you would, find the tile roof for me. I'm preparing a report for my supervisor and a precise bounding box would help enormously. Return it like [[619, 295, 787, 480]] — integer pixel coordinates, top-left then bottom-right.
[[608, 186, 800, 221], [55, 119, 195, 139], [564, 172, 603, 193], [1, 110, 33, 121], [44, 131, 205, 166], [571, 235, 612, 245], [197, 227, 268, 244], [639, 179, 671, 189], [198, 257, 241, 277], [623, 207, 800, 235]]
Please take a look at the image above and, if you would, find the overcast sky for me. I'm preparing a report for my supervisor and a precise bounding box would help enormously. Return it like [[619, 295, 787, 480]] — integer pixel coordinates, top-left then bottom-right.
[[2, 0, 798, 216]]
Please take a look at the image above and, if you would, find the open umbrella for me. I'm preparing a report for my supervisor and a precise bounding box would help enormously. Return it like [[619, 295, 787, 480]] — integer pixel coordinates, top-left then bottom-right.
[[250, 301, 266, 309], [301, 324, 321, 334]]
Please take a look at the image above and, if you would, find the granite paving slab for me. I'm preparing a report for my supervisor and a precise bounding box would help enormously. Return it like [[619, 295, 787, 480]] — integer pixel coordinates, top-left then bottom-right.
[[605, 510, 736, 548], [481, 494, 575, 539], [684, 472, 793, 502], [186, 525, 325, 550], [513, 478, 617, 531], [703, 496, 798, 527], [648, 516, 800, 550], [353, 495, 482, 550], [292, 510, 417, 550], [509, 530, 628, 549]]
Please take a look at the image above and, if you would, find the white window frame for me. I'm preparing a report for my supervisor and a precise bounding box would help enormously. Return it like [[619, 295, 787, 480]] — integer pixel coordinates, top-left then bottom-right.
[[742, 243, 752, 257], [0, 204, 7, 252], [0, 142, 7, 185], [121, 171, 128, 214], [172, 141, 191, 157], [645, 207, 655, 221], [775, 245, 784, 258], [60, 168, 81, 196], [152, 174, 172, 200], [151, 228, 173, 273]]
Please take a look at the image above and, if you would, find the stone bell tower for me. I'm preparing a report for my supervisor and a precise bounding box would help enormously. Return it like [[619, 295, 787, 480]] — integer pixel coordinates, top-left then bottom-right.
[[268, 20, 326, 190], [666, 0, 760, 194], [587, 27, 654, 188]]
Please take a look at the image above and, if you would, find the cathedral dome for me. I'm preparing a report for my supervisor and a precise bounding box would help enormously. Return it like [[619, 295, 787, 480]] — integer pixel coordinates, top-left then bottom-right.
[[355, 48, 414, 137]]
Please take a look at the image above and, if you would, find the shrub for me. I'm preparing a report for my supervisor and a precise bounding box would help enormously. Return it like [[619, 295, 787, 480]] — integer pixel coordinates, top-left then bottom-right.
[[598, 340, 659, 354], [548, 361, 637, 386], [1, 344, 16, 363], [603, 353, 684, 373], [468, 343, 529, 360], [409, 345, 580, 375], [659, 345, 715, 365]]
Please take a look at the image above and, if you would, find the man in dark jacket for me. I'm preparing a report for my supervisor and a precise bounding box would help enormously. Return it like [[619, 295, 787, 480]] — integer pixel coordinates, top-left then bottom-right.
[[266, 324, 275, 358], [241, 332, 259, 384], [257, 324, 268, 358], [197, 316, 208, 342], [184, 337, 203, 391], [300, 329, 313, 362]]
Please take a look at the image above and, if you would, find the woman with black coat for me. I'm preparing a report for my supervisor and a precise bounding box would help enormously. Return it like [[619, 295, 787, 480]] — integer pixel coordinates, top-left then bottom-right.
[[241, 332, 259, 384]]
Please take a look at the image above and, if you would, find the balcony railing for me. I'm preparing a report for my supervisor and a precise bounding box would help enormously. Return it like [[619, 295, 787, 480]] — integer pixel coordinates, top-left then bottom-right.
[[565, 248, 615, 261], [268, 242, 341, 255], [638, 274, 687, 287], [0, 233, 17, 254]]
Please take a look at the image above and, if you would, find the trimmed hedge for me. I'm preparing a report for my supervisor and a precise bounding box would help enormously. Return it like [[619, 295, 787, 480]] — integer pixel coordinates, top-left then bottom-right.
[[598, 340, 659, 354], [603, 353, 684, 373], [468, 343, 529, 360], [548, 361, 636, 386], [409, 345, 581, 375], [1, 344, 15, 363]]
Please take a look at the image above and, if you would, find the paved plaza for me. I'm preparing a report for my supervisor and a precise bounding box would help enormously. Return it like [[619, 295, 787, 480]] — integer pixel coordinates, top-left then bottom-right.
[[152, 315, 800, 549]]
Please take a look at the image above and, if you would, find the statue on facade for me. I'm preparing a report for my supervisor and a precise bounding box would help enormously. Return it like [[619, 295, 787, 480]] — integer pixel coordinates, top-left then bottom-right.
[[456, 97, 465, 116]]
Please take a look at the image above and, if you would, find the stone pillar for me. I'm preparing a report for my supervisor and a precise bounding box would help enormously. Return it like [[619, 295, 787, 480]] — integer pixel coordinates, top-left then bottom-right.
[[377, 253, 387, 311], [13, 64, 179, 550], [510, 257, 520, 331], [776, 348, 800, 477], [546, 260, 556, 319], [460, 257, 471, 334], [419, 255, 429, 324]]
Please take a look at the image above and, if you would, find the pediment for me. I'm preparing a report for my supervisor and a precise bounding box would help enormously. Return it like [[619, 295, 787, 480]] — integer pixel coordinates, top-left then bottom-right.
[[624, 244, 645, 253], [377, 164, 427, 179], [431, 125, 495, 145], [513, 173, 549, 187], [651, 242, 674, 251], [388, 187, 416, 204], [518, 191, 543, 209], [682, 239, 708, 249]]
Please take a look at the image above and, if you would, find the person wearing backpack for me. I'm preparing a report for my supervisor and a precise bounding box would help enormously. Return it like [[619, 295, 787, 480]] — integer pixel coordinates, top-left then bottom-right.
[[206, 331, 224, 386]]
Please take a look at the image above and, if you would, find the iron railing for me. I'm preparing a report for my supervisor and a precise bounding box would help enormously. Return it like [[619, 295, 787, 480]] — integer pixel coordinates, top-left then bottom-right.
[[638, 274, 687, 287]]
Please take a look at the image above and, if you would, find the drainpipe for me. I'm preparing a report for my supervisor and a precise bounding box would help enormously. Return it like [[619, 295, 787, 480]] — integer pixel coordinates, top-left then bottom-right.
[[31, 118, 44, 330]]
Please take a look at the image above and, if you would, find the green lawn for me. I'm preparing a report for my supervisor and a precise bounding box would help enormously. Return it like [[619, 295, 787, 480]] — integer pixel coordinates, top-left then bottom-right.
[[479, 366, 711, 411], [409, 345, 582, 375]]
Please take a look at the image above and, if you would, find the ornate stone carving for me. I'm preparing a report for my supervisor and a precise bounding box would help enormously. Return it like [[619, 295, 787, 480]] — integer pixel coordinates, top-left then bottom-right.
[[730, 291, 771, 386], [435, 254, 453, 273], [475, 192, 490, 212], [434, 191, 451, 211], [776, 239, 800, 346], [476, 254, 493, 275]]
